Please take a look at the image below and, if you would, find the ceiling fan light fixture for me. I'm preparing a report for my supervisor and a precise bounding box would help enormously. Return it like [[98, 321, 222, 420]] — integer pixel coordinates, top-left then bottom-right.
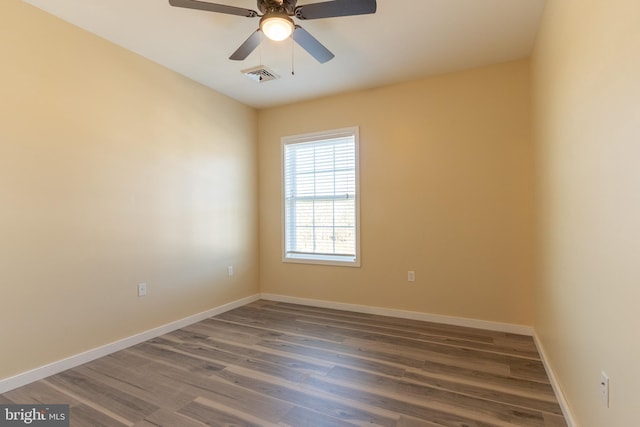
[[260, 14, 294, 41]]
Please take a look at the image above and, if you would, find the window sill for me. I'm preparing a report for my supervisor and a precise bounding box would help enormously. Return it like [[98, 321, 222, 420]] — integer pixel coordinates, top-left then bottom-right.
[[283, 253, 360, 267]]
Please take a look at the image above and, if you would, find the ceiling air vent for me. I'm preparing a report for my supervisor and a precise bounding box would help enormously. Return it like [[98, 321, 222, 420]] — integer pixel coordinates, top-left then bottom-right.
[[241, 65, 280, 82]]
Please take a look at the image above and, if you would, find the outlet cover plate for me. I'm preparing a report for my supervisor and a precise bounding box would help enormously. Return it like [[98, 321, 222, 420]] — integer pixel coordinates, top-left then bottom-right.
[[600, 371, 610, 408], [138, 283, 147, 297]]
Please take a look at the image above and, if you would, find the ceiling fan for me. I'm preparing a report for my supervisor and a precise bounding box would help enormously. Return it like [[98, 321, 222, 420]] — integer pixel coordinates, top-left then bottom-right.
[[168, 0, 377, 63]]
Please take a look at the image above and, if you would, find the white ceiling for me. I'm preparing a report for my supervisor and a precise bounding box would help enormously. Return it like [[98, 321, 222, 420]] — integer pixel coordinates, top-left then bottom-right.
[[21, 0, 546, 109]]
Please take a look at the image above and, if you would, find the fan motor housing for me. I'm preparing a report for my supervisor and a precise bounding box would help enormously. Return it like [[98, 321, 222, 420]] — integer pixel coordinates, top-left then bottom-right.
[[257, 0, 297, 15]]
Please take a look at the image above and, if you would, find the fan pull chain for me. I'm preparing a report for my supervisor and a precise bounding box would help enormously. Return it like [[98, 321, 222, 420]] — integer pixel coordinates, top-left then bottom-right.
[[291, 35, 295, 76]]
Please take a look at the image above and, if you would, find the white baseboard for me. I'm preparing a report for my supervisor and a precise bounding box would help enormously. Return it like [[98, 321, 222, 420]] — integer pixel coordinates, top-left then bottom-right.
[[533, 332, 578, 427], [0, 294, 261, 394], [260, 293, 534, 336]]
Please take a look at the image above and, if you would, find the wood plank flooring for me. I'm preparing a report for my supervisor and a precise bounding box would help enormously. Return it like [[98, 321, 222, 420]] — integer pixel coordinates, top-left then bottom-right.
[[1, 300, 567, 426]]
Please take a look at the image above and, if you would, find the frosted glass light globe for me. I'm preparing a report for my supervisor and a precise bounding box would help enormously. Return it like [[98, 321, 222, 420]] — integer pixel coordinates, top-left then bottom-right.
[[261, 15, 294, 41]]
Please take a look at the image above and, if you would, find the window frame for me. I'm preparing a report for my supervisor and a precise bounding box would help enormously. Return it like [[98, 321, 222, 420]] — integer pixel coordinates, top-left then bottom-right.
[[281, 126, 361, 267]]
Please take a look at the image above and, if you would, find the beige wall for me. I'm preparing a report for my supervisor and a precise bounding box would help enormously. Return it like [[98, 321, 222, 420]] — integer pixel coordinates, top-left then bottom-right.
[[11, 2, 639, 423], [0, 0, 258, 380], [532, 0, 640, 425], [259, 60, 535, 325]]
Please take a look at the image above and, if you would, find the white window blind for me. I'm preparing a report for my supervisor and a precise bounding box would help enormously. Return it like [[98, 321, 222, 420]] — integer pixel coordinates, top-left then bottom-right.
[[283, 127, 360, 266]]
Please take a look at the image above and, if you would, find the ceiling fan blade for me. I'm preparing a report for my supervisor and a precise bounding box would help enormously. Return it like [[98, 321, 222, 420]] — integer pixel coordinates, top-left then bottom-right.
[[169, 0, 258, 17], [229, 30, 262, 60], [295, 0, 376, 20], [293, 26, 335, 63]]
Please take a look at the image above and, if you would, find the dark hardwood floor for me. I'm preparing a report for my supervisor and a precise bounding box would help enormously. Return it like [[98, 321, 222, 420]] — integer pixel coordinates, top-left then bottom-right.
[[1, 300, 567, 426]]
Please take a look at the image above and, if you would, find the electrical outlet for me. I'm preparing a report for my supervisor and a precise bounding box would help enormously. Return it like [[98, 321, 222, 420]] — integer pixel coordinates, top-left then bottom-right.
[[600, 371, 610, 408], [228, 265, 234, 277], [408, 271, 415, 282], [137, 283, 147, 297]]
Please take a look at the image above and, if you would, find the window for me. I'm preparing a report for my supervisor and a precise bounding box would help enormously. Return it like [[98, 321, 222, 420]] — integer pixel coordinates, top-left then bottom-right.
[[282, 127, 360, 266]]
